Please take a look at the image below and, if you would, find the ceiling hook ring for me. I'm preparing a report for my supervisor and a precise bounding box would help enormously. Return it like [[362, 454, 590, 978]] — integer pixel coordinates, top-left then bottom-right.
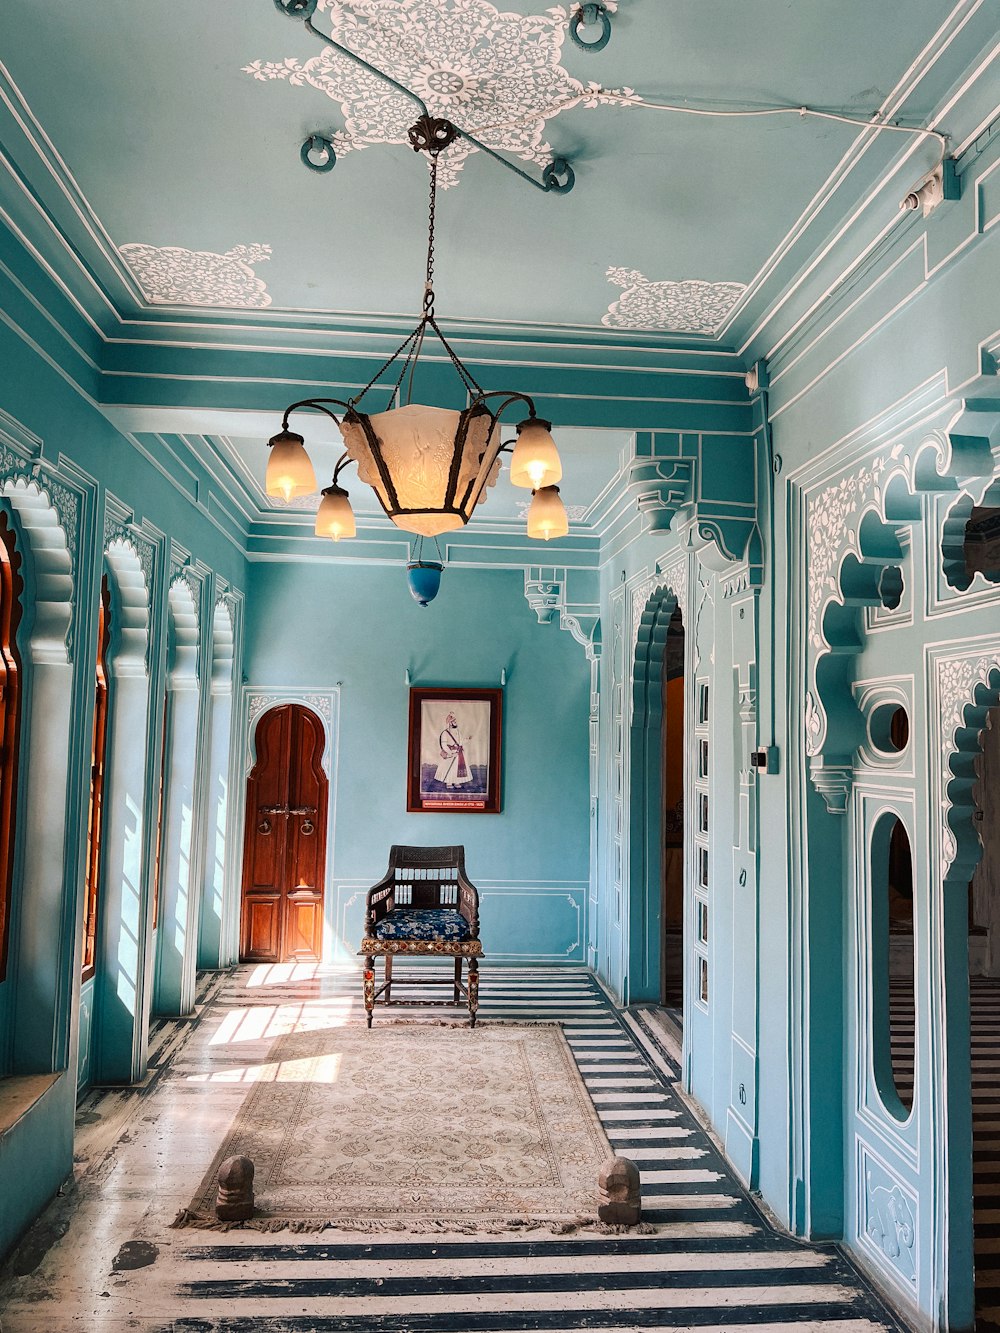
[[272, 0, 318, 17], [542, 157, 575, 193], [570, 3, 612, 51], [300, 133, 337, 173]]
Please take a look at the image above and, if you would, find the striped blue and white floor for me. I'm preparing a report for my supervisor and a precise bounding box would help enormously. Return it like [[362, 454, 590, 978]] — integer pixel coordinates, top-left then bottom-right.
[[0, 965, 906, 1331]]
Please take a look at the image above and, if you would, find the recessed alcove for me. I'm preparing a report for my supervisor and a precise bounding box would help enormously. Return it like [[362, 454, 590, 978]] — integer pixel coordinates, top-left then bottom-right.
[[871, 812, 915, 1121], [869, 703, 909, 755], [942, 480, 1000, 592]]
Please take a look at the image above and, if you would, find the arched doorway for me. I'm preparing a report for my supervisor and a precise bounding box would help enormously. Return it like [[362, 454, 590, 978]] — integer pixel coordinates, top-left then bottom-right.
[[969, 703, 1000, 1325], [629, 579, 686, 1006], [661, 605, 685, 1016], [240, 703, 328, 963]]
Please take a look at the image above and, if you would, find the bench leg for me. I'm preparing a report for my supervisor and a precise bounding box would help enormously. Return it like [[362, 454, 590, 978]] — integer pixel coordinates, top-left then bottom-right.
[[468, 958, 479, 1028], [384, 953, 393, 1005], [363, 956, 375, 1028], [454, 955, 462, 1003]]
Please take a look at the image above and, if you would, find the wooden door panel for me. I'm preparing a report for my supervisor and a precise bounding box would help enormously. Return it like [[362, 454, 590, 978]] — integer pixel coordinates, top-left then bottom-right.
[[245, 812, 286, 893], [284, 897, 322, 960], [240, 704, 327, 964], [243, 896, 281, 961]]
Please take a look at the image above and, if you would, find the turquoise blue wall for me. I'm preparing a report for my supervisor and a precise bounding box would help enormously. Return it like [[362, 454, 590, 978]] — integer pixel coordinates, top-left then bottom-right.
[[243, 560, 592, 963], [752, 142, 1000, 1326], [0, 228, 248, 1260]]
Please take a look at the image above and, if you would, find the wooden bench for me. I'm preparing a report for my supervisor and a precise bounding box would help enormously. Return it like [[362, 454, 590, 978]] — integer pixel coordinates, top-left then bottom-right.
[[359, 845, 483, 1027]]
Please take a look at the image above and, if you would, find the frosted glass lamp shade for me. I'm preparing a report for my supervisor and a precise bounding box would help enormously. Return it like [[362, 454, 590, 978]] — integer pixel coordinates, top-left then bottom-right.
[[315, 484, 356, 541], [509, 418, 561, 490], [266, 430, 317, 501], [339, 402, 502, 537], [526, 485, 569, 541]]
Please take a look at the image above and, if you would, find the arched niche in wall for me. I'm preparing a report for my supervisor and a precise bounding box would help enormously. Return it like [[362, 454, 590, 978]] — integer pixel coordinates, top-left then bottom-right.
[[0, 477, 76, 1075], [627, 554, 688, 1007], [870, 811, 916, 1122], [933, 648, 1000, 1328], [153, 575, 201, 1018], [198, 598, 236, 971], [88, 537, 152, 1085]]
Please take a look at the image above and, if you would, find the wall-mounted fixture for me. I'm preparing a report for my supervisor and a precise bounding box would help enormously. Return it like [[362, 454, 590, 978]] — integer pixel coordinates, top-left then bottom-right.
[[274, 0, 577, 195], [899, 159, 960, 216], [264, 112, 569, 558], [750, 746, 779, 774], [570, 3, 613, 51]]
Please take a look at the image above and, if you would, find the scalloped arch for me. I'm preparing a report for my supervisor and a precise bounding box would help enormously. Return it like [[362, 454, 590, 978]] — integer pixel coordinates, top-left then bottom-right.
[[104, 537, 149, 674], [210, 599, 235, 690], [941, 659, 1000, 884], [167, 577, 200, 684], [1, 477, 74, 664]]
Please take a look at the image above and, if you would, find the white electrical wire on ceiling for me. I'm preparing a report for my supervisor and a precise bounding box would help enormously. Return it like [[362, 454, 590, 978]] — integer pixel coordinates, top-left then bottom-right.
[[466, 93, 949, 163]]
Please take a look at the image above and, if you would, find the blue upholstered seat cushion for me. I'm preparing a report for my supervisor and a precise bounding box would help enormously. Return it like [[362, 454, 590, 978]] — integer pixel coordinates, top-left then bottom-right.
[[374, 908, 471, 942]]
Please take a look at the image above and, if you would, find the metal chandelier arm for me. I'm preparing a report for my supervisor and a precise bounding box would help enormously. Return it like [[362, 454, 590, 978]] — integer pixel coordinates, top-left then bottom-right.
[[302, 15, 430, 118], [280, 398, 354, 431], [331, 451, 356, 485], [471, 390, 540, 423]]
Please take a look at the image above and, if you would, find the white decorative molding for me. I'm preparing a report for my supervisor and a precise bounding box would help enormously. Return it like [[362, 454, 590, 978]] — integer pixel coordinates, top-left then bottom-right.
[[935, 648, 1000, 876], [603, 269, 746, 335], [631, 550, 688, 645], [862, 1157, 917, 1287], [807, 456, 888, 652], [804, 690, 825, 758], [104, 500, 155, 606], [523, 567, 600, 659], [244, 686, 340, 778], [119, 242, 272, 308], [245, 0, 635, 189]]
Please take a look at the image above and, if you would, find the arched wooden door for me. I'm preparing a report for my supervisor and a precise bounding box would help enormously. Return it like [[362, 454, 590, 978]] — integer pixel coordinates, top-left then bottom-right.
[[240, 704, 328, 963]]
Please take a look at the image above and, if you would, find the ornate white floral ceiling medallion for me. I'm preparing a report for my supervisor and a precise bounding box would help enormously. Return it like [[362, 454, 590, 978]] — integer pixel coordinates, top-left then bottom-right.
[[244, 0, 634, 188], [119, 243, 272, 308], [602, 268, 747, 336]]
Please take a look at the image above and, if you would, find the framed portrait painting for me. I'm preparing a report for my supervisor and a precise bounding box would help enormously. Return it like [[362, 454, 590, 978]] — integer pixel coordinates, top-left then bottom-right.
[[407, 687, 503, 813]]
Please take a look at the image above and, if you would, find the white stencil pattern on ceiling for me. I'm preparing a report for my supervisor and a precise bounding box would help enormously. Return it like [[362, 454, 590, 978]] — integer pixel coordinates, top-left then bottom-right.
[[516, 499, 589, 522], [118, 243, 272, 308], [602, 268, 747, 335], [244, 0, 635, 188]]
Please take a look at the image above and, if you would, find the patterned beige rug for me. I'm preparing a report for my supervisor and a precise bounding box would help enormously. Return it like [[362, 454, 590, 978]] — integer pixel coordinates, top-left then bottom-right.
[[175, 1023, 612, 1233]]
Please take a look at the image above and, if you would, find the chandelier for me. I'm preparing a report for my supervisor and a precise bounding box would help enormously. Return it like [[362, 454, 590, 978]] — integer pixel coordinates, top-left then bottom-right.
[[264, 114, 569, 554]]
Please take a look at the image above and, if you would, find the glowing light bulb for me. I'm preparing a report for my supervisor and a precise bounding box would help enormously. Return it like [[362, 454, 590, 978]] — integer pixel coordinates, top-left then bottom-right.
[[510, 418, 562, 490], [526, 485, 569, 541], [265, 429, 317, 501]]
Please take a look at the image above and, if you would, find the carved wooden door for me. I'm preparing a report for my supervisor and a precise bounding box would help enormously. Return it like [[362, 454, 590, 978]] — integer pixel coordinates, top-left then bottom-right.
[[240, 704, 327, 963]]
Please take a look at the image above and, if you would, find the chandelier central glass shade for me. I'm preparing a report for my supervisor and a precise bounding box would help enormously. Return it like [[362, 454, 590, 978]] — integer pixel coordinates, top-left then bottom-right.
[[265, 114, 566, 543]]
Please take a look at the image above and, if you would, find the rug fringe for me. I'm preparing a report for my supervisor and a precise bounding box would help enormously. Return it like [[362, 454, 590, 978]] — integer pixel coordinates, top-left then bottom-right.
[[170, 1208, 657, 1236]]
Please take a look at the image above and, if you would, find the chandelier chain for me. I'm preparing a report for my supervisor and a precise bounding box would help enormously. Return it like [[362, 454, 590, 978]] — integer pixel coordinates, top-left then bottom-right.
[[423, 152, 438, 317]]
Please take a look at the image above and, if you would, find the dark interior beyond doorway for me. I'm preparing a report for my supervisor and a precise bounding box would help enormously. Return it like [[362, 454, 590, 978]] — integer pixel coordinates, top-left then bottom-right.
[[661, 605, 685, 1013]]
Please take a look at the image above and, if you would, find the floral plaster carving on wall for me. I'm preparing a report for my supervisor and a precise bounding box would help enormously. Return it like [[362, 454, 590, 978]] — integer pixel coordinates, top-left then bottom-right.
[[602, 269, 746, 335], [119, 243, 272, 308], [244, 0, 634, 188]]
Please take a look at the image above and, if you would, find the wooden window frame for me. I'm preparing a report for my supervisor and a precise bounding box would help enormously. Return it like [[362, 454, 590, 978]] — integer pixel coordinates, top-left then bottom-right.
[[0, 512, 24, 985], [81, 575, 112, 983]]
